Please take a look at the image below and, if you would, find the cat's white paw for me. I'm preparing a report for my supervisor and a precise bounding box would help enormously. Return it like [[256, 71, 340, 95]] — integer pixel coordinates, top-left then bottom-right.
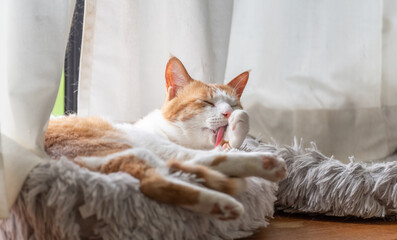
[[196, 190, 244, 220], [225, 110, 249, 149], [255, 152, 287, 182], [210, 202, 243, 220], [224, 152, 287, 182], [205, 152, 287, 182]]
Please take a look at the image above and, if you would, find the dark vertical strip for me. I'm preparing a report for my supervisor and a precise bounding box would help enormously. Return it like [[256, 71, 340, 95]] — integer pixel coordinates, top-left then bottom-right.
[[64, 0, 85, 114]]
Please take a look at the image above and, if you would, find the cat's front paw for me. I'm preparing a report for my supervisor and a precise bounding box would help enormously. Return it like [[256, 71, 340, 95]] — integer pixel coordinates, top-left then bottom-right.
[[225, 110, 249, 149]]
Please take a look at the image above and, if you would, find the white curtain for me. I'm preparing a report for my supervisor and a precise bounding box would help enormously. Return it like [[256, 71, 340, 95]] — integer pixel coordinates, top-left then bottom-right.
[[226, 0, 397, 162], [79, 0, 397, 163], [0, 0, 75, 218]]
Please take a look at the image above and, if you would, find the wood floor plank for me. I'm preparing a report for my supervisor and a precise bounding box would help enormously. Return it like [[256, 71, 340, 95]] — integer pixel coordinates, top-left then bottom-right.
[[242, 213, 397, 240]]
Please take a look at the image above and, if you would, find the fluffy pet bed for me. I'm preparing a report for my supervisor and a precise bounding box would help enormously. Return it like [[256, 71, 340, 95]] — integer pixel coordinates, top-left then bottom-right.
[[0, 139, 277, 240], [2, 138, 397, 240]]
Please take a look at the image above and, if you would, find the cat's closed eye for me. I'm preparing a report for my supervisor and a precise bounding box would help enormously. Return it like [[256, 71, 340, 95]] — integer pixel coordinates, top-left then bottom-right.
[[202, 100, 215, 107]]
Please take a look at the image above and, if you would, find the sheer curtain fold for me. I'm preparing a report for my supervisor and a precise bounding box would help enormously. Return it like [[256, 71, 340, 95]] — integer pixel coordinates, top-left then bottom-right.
[[225, 0, 392, 162], [0, 0, 75, 218], [78, 0, 233, 121], [79, 0, 397, 163]]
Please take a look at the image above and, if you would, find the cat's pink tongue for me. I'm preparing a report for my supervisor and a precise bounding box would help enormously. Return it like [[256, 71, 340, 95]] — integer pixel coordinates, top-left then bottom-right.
[[215, 126, 226, 147]]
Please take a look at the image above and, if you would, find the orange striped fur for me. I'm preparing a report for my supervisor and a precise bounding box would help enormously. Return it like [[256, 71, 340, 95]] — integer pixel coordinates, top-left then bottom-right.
[[45, 117, 131, 159]]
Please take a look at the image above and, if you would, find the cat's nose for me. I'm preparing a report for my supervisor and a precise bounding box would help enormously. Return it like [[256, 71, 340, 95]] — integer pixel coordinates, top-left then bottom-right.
[[222, 111, 232, 118]]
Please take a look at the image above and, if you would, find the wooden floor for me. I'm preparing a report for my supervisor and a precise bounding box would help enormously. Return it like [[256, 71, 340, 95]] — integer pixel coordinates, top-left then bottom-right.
[[242, 212, 397, 240]]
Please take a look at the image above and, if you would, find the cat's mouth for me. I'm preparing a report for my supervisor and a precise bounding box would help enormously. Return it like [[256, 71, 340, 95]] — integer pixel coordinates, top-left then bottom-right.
[[203, 125, 228, 147]]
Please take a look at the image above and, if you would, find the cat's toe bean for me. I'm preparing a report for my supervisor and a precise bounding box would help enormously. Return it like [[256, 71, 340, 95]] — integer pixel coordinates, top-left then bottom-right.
[[210, 201, 244, 221], [261, 154, 279, 169], [275, 165, 287, 180], [257, 153, 287, 182], [273, 159, 287, 181]]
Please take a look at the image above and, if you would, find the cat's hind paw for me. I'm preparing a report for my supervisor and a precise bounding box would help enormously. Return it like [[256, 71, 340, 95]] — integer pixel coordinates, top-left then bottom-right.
[[210, 202, 243, 220]]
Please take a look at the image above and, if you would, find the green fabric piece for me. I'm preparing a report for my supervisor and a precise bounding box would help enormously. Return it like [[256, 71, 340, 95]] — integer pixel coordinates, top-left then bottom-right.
[[52, 71, 65, 116]]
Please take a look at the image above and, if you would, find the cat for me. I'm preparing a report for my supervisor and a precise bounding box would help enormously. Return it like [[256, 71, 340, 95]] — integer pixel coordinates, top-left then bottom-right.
[[45, 57, 287, 220]]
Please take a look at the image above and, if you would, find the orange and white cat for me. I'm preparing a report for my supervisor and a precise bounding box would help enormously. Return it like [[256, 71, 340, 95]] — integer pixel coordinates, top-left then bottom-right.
[[45, 57, 287, 220]]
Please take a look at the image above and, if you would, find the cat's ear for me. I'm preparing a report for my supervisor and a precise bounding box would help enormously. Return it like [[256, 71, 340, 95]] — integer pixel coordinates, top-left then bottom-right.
[[227, 71, 249, 98], [165, 57, 193, 100]]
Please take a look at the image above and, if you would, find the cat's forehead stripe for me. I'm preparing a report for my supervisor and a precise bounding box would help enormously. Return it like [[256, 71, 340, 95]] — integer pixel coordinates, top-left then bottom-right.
[[213, 85, 237, 98], [212, 86, 239, 103]]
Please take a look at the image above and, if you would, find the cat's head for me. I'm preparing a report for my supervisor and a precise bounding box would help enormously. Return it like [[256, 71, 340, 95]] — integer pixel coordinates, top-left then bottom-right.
[[162, 57, 249, 150]]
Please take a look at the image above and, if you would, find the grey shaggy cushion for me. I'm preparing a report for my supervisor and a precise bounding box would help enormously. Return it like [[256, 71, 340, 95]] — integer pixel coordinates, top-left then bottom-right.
[[275, 140, 397, 219], [250, 138, 397, 219]]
